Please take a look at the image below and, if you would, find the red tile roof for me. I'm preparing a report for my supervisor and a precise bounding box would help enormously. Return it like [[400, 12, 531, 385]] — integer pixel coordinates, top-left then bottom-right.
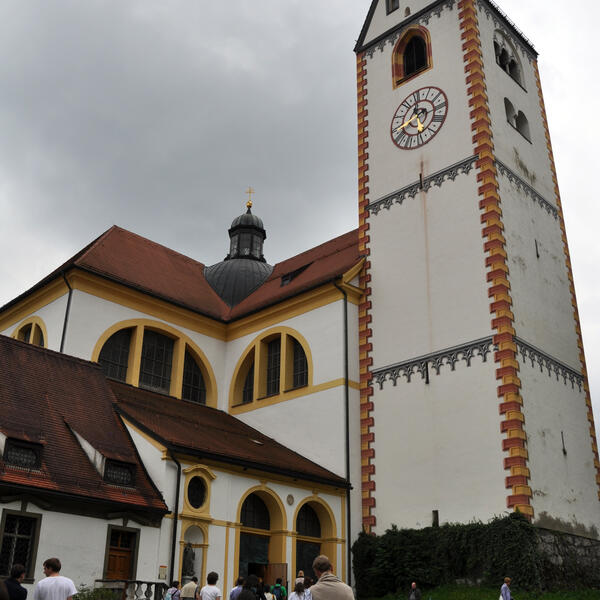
[[110, 381, 348, 488], [1, 226, 360, 322], [0, 335, 167, 515]]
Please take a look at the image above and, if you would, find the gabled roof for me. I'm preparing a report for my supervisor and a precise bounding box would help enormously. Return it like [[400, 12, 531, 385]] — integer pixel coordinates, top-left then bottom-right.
[[354, 0, 537, 57], [0, 335, 167, 515], [0, 225, 360, 323], [110, 381, 348, 489]]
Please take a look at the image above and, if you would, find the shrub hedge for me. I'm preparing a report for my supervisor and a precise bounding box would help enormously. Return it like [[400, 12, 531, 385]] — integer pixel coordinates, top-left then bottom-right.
[[352, 513, 546, 598]]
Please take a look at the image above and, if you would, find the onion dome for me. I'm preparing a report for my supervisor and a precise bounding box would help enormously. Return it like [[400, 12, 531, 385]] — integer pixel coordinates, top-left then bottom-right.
[[204, 199, 273, 307]]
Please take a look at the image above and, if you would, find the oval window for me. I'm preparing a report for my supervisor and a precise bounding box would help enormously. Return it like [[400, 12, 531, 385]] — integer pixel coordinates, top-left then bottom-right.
[[188, 476, 207, 509]]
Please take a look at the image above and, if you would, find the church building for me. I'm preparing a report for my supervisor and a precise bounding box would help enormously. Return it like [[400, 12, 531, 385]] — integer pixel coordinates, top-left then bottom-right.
[[1, 0, 599, 594]]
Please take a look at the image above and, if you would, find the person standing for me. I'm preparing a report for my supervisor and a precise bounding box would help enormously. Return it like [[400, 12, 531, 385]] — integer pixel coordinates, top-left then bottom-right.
[[181, 578, 198, 600], [500, 577, 512, 600], [270, 579, 286, 600], [33, 558, 77, 600], [5, 565, 27, 600], [166, 581, 181, 600], [309, 556, 353, 600], [199, 573, 221, 600], [408, 582, 421, 600], [229, 578, 244, 600]]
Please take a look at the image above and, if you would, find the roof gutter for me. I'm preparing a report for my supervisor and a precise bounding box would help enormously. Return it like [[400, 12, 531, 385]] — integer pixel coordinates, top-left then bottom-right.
[[59, 272, 73, 353], [334, 282, 352, 584], [168, 449, 182, 584]]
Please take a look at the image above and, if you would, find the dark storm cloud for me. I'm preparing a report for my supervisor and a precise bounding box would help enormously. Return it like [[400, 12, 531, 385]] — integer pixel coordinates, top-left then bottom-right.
[[0, 0, 363, 292]]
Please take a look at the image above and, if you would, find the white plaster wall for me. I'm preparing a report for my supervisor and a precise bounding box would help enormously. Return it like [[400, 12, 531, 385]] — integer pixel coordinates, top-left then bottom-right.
[[369, 175, 491, 368], [1, 293, 69, 351], [519, 366, 600, 535], [362, 1, 444, 46], [477, 8, 555, 203], [499, 179, 580, 367], [0, 500, 163, 591], [365, 6, 474, 204], [235, 387, 346, 476], [371, 360, 507, 531], [126, 426, 170, 498]]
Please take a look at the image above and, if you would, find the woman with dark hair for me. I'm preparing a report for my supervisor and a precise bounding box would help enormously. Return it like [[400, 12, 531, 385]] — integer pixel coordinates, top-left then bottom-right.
[[288, 581, 308, 600]]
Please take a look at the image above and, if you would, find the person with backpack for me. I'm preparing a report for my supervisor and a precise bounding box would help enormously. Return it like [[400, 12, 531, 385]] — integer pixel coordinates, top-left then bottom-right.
[[166, 582, 181, 600], [271, 580, 286, 600]]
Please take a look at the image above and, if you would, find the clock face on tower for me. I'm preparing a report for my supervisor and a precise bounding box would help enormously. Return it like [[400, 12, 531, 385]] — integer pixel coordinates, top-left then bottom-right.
[[390, 86, 448, 150]]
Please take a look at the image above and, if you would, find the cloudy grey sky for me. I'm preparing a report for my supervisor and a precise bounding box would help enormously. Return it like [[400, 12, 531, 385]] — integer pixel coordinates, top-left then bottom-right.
[[1, 1, 599, 431]]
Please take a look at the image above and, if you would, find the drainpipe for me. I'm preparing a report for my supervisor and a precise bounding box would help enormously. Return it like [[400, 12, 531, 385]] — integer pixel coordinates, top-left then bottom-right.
[[169, 451, 182, 584], [60, 273, 73, 353], [334, 282, 352, 583]]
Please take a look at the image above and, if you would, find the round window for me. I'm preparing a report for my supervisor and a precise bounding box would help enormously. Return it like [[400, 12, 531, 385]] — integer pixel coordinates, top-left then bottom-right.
[[188, 476, 207, 509]]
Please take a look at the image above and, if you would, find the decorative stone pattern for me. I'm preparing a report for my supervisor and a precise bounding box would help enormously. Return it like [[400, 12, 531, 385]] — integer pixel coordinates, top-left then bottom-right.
[[495, 160, 558, 219], [515, 338, 584, 391], [477, 0, 536, 62], [365, 0, 456, 58], [459, 0, 533, 516], [533, 61, 600, 500], [372, 337, 493, 389], [369, 155, 478, 215], [356, 52, 376, 533]]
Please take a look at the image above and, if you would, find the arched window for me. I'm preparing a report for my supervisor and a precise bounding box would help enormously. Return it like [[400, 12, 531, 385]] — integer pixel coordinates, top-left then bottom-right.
[[94, 321, 216, 405], [293, 339, 308, 389], [297, 504, 321, 538], [494, 31, 524, 88], [231, 330, 311, 408], [14, 320, 45, 348], [182, 351, 206, 404], [515, 111, 530, 141], [99, 328, 132, 382], [391, 27, 432, 88], [139, 330, 174, 393], [241, 494, 271, 530], [404, 36, 427, 78], [504, 98, 516, 127]]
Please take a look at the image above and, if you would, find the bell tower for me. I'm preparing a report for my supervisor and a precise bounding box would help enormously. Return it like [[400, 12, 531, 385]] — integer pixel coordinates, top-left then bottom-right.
[[355, 0, 600, 535]]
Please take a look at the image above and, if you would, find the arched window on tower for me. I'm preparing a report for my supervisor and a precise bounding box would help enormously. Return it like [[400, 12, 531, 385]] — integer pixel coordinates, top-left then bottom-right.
[[494, 31, 524, 88], [392, 27, 432, 88], [515, 111, 530, 141], [504, 98, 516, 127]]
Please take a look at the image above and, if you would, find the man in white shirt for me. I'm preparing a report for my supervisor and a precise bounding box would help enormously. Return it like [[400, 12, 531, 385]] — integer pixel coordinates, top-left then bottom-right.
[[33, 558, 77, 600], [198, 572, 221, 600]]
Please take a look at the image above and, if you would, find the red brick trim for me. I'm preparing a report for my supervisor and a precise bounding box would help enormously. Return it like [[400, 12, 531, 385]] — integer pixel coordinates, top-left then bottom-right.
[[532, 61, 600, 501], [357, 52, 376, 532], [458, 0, 533, 518]]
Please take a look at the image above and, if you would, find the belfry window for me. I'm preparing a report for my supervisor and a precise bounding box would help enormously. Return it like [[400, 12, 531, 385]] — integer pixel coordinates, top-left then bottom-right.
[[386, 0, 400, 13], [494, 31, 524, 88], [404, 36, 427, 77], [99, 328, 132, 382], [392, 27, 432, 87], [139, 330, 174, 393]]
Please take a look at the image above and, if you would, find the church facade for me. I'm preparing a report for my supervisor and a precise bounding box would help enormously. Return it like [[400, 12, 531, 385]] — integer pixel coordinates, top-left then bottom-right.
[[1, 0, 599, 594]]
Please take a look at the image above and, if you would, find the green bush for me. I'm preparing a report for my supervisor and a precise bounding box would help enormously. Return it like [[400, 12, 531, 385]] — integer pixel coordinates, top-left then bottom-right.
[[352, 513, 546, 598]]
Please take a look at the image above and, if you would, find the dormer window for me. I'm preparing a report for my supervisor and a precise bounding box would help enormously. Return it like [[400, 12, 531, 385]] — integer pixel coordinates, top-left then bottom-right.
[[4, 439, 42, 469], [104, 460, 135, 487]]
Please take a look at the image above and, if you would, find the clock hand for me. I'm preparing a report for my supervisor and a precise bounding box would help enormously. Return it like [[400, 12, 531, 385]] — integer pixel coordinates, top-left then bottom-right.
[[416, 117, 425, 132], [395, 114, 418, 132]]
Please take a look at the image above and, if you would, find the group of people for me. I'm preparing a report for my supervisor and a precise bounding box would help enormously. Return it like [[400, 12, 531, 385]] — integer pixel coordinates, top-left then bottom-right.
[[168, 555, 353, 600], [2, 558, 77, 600]]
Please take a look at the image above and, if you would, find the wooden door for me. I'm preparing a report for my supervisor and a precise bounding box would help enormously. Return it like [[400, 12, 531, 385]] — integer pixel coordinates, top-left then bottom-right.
[[106, 530, 136, 580], [264, 563, 287, 589]]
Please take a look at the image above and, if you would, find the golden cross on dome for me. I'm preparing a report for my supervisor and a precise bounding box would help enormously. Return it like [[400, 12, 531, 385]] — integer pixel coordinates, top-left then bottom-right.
[[245, 186, 255, 209]]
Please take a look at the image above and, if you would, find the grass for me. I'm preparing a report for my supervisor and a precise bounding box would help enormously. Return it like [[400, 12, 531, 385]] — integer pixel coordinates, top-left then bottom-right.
[[365, 584, 600, 600]]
